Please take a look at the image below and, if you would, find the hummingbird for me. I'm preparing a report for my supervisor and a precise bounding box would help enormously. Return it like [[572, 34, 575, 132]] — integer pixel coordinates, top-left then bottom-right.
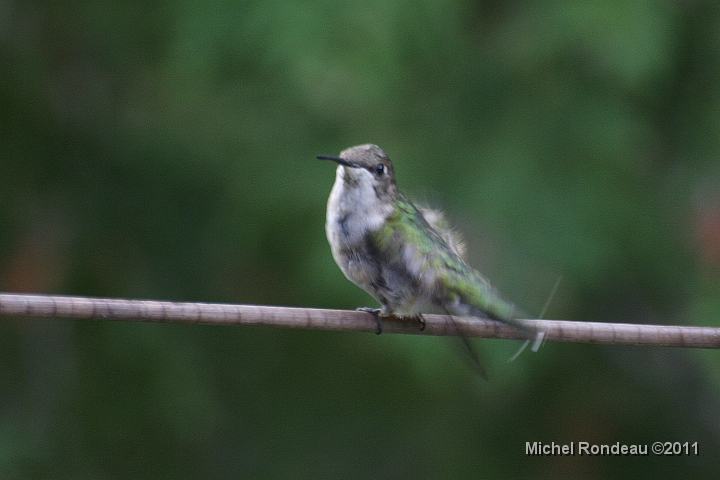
[[317, 144, 532, 339]]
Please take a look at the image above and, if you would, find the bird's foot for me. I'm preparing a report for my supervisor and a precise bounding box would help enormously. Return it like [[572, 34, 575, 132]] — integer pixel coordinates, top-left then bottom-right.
[[416, 314, 426, 331], [356, 309, 426, 334], [356, 307, 384, 334]]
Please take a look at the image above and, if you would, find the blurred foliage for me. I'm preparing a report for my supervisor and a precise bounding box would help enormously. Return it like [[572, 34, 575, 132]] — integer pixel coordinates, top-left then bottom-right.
[[1, 0, 720, 478]]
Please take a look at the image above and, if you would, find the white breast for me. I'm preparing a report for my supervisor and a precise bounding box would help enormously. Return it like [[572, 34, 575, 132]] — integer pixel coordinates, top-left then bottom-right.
[[325, 165, 392, 252]]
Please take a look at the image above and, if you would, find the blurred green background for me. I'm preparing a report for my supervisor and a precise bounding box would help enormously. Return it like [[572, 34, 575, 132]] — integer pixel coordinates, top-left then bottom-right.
[[1, 0, 720, 478]]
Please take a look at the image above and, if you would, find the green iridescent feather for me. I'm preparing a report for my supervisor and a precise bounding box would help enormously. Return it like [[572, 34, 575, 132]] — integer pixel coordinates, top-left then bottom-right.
[[370, 193, 525, 328]]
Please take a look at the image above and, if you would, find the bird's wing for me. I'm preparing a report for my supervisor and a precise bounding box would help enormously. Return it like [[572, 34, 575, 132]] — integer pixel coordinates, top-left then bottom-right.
[[370, 194, 528, 331]]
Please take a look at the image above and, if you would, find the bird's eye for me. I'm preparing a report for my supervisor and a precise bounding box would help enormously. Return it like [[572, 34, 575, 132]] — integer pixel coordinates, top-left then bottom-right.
[[375, 164, 385, 176]]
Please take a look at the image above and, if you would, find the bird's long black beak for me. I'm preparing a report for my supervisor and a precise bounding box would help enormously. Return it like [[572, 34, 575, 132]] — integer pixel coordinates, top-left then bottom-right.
[[317, 154, 357, 168]]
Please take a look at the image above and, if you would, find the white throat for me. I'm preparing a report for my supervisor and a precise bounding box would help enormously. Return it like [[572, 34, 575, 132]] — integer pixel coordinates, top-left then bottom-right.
[[325, 165, 393, 249]]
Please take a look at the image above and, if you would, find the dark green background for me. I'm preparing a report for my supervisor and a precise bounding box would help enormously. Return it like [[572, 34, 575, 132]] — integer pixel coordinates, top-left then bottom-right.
[[1, 1, 719, 478]]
